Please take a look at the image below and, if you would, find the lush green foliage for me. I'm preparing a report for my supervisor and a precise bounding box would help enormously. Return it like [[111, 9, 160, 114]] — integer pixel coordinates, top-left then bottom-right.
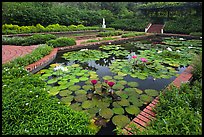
[[126, 80, 202, 135], [81, 37, 117, 44], [191, 53, 202, 81], [2, 67, 96, 135], [164, 16, 202, 34], [2, 34, 57, 46], [121, 32, 146, 38], [109, 18, 150, 31], [3, 45, 53, 68], [46, 37, 76, 48], [97, 31, 124, 37], [2, 23, 112, 35], [189, 32, 202, 37]]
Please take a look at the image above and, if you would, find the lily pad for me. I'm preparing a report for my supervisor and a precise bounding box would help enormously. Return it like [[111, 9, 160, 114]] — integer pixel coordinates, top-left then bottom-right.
[[112, 102, 121, 108], [140, 94, 153, 103], [48, 87, 60, 96], [60, 96, 74, 105], [59, 90, 72, 96], [74, 94, 87, 102], [135, 88, 143, 94], [125, 105, 140, 115], [68, 85, 81, 91], [127, 82, 139, 87], [116, 99, 130, 106], [113, 107, 124, 115], [87, 107, 99, 114], [82, 85, 93, 91], [58, 80, 68, 85], [82, 100, 95, 109], [144, 89, 159, 96], [69, 78, 80, 83], [96, 101, 110, 109], [112, 115, 130, 128], [103, 76, 113, 80], [117, 80, 127, 85], [117, 72, 127, 76], [47, 78, 58, 84], [115, 91, 128, 99], [74, 89, 87, 95], [69, 103, 82, 111], [112, 84, 124, 90], [79, 77, 89, 81], [99, 108, 114, 119]]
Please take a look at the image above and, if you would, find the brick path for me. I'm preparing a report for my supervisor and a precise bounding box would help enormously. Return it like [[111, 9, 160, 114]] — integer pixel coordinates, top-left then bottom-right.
[[2, 45, 38, 64]]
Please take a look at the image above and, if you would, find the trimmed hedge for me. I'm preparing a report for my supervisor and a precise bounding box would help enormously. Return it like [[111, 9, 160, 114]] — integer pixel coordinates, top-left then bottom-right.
[[2, 23, 114, 35], [46, 37, 76, 48], [2, 34, 57, 46], [97, 31, 124, 37], [121, 32, 146, 38]]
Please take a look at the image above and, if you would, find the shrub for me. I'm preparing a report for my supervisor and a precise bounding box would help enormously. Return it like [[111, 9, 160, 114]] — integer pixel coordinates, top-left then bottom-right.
[[121, 32, 146, 38], [2, 34, 57, 46], [97, 31, 124, 37], [191, 53, 202, 81], [46, 37, 76, 47], [189, 32, 202, 37]]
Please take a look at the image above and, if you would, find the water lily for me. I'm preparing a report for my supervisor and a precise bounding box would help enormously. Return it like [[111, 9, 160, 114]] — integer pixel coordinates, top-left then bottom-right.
[[80, 48, 88, 51], [176, 50, 181, 52], [188, 46, 193, 49], [179, 38, 184, 40], [91, 79, 98, 85], [107, 81, 115, 87], [167, 47, 172, 51], [132, 55, 137, 59], [140, 58, 147, 63], [104, 80, 108, 83]]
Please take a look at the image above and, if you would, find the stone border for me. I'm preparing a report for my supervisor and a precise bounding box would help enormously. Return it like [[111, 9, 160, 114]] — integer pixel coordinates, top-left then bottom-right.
[[122, 65, 193, 135]]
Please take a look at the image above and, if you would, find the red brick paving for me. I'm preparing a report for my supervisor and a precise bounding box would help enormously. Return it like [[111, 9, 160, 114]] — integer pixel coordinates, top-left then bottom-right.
[[2, 45, 38, 64]]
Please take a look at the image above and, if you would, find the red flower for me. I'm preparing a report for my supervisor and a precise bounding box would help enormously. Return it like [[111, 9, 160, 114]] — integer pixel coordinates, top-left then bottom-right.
[[104, 80, 108, 83], [91, 80, 98, 85], [140, 58, 147, 62], [132, 55, 137, 59], [107, 81, 115, 87]]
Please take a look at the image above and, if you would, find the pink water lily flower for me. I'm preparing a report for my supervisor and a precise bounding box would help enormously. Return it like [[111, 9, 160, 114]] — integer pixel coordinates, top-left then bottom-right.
[[91, 80, 98, 85], [132, 55, 137, 59], [107, 81, 115, 87], [140, 58, 147, 63]]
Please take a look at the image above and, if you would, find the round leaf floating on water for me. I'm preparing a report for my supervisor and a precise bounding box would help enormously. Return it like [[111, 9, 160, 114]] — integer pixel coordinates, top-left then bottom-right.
[[60, 96, 74, 105], [68, 85, 81, 91], [82, 100, 95, 109], [127, 82, 139, 87], [113, 75, 124, 80], [82, 85, 93, 91], [74, 89, 87, 95], [112, 115, 130, 128], [144, 89, 159, 96], [135, 88, 143, 94], [112, 84, 124, 90], [125, 105, 141, 115], [69, 78, 80, 83], [103, 76, 113, 80], [117, 72, 127, 76], [112, 102, 121, 108], [140, 94, 153, 103], [69, 103, 82, 111], [113, 107, 124, 115], [59, 90, 72, 96], [74, 94, 87, 102], [117, 99, 130, 107], [99, 108, 114, 119], [47, 78, 58, 84], [79, 77, 89, 81], [48, 87, 60, 96], [117, 80, 127, 85]]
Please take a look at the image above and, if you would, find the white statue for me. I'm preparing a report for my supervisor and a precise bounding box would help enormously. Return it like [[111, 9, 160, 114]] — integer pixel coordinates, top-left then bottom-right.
[[102, 18, 106, 28]]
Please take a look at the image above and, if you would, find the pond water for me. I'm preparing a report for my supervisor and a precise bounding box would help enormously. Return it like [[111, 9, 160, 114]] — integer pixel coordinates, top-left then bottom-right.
[[35, 36, 202, 135]]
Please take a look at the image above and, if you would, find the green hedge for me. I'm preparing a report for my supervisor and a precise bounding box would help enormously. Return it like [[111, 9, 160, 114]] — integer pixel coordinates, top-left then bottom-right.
[[97, 31, 124, 37], [164, 16, 202, 34], [2, 34, 57, 46], [121, 32, 146, 38], [46, 37, 76, 48], [109, 18, 150, 31], [2, 23, 114, 35], [189, 32, 202, 37]]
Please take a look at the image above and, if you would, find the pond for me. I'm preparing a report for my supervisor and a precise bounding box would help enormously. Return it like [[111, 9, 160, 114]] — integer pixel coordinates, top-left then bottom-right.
[[34, 36, 202, 135]]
